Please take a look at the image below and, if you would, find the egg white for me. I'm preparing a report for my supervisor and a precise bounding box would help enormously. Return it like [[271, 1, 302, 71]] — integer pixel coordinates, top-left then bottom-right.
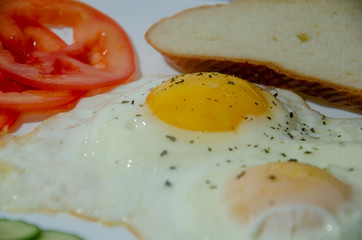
[[0, 75, 361, 240]]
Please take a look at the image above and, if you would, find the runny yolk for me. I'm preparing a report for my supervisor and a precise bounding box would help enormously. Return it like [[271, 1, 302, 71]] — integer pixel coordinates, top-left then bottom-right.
[[225, 161, 350, 221], [146, 72, 270, 132]]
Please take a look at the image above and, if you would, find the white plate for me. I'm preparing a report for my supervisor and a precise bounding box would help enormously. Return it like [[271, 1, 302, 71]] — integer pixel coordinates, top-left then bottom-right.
[[0, 0, 361, 239]]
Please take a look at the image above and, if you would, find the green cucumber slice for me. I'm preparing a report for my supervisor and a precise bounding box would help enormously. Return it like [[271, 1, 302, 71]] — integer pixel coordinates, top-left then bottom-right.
[[36, 230, 83, 240], [0, 219, 41, 240]]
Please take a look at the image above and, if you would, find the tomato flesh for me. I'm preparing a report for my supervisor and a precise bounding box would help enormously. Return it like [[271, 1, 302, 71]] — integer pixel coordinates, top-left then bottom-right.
[[0, 70, 83, 112], [0, 72, 32, 92], [0, 110, 19, 136], [0, 90, 84, 112]]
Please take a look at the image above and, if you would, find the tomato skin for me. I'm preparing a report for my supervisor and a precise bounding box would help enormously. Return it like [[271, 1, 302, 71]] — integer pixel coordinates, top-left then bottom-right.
[[0, 0, 136, 90]]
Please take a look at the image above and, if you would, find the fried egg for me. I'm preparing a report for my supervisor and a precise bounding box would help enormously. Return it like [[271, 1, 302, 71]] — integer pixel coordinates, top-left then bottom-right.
[[0, 73, 361, 240]]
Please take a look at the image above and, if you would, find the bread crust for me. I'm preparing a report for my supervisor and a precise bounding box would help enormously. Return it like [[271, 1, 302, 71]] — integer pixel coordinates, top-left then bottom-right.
[[145, 3, 362, 111], [155, 51, 362, 111]]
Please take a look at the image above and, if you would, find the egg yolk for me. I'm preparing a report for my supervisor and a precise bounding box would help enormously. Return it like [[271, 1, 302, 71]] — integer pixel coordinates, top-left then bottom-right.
[[146, 72, 270, 132], [225, 161, 350, 221]]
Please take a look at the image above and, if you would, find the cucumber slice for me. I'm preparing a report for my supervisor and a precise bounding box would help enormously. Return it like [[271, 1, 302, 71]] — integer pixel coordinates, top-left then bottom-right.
[[36, 231, 83, 240], [0, 219, 41, 240]]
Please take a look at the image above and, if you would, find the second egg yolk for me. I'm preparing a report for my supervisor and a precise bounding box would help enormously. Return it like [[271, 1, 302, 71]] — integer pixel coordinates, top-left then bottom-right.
[[225, 161, 350, 221]]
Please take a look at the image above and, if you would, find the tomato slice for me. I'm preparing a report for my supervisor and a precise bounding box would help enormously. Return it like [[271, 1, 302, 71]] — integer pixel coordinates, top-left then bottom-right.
[[0, 70, 83, 112], [0, 71, 32, 92], [0, 90, 84, 112], [0, 0, 135, 90], [0, 109, 19, 136]]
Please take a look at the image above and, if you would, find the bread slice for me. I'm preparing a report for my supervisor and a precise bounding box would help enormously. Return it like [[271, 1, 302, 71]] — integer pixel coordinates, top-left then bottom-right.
[[145, 0, 362, 110]]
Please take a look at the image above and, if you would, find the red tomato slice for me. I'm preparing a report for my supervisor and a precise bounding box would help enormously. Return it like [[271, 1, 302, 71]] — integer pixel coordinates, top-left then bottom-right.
[[0, 0, 135, 90], [0, 72, 84, 112], [1, 70, 81, 113], [0, 109, 19, 136], [0, 71, 32, 92], [0, 90, 84, 112]]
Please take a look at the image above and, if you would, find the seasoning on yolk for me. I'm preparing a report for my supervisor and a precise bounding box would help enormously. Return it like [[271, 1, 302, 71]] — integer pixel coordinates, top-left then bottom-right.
[[146, 72, 270, 132]]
